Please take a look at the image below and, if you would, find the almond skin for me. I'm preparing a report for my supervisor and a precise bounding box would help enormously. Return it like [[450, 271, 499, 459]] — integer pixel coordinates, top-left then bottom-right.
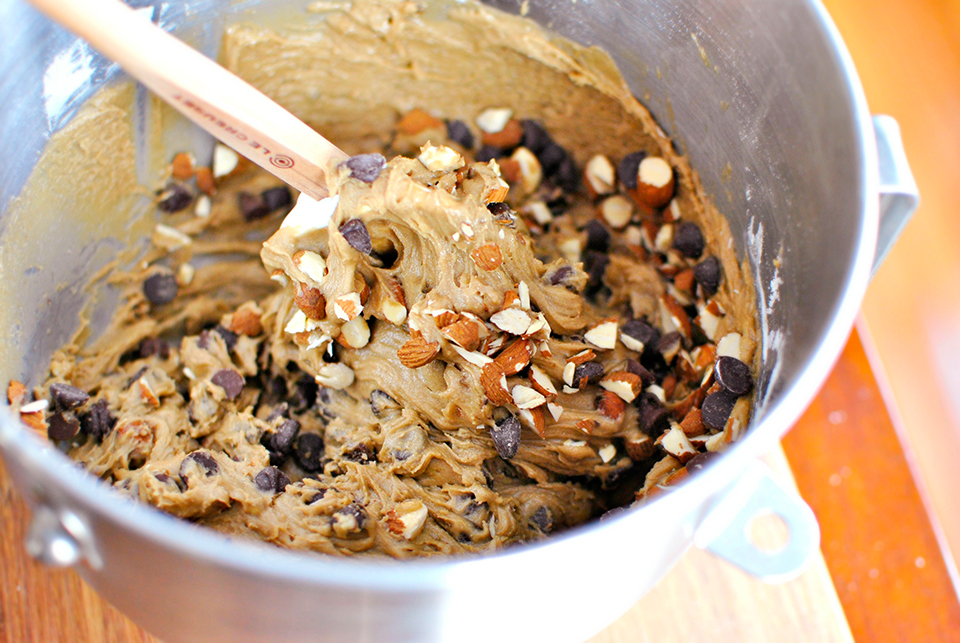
[[481, 363, 512, 406], [481, 118, 523, 149], [471, 243, 504, 271], [7, 380, 27, 406], [493, 338, 534, 376], [442, 318, 481, 352], [293, 283, 326, 320], [397, 108, 444, 135], [398, 332, 440, 369], [597, 390, 626, 420], [229, 309, 263, 336]]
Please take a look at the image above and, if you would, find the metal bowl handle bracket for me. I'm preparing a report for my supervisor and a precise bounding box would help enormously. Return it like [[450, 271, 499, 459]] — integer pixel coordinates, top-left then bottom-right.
[[693, 460, 820, 583], [872, 115, 919, 276]]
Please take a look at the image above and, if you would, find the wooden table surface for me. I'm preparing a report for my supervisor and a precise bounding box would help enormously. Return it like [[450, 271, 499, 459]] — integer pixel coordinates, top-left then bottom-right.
[[5, 0, 960, 639]]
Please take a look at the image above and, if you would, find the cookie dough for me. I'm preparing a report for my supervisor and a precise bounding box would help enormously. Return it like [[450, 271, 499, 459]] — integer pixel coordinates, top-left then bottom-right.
[[10, 0, 757, 558]]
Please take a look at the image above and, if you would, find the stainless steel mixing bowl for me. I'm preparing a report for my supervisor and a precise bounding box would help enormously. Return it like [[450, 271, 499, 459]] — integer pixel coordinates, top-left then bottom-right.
[[0, 0, 917, 641]]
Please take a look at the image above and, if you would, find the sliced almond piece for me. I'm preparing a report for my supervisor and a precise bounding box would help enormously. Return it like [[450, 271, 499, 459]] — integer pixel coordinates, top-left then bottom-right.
[[660, 294, 692, 340], [584, 154, 616, 197], [442, 318, 481, 352], [293, 283, 326, 320], [333, 293, 363, 321], [481, 363, 512, 406], [138, 377, 160, 407], [430, 309, 459, 329], [383, 299, 408, 325], [511, 147, 542, 195], [338, 316, 370, 349], [490, 308, 532, 335], [597, 390, 626, 420], [546, 402, 564, 421], [567, 349, 597, 366], [293, 250, 327, 286], [452, 345, 493, 367], [598, 195, 633, 229], [493, 338, 534, 376], [598, 443, 618, 463], [385, 499, 429, 540], [512, 384, 546, 410], [476, 108, 514, 134], [316, 363, 355, 389], [398, 332, 440, 369], [195, 167, 216, 195], [529, 365, 557, 398], [600, 371, 644, 403], [20, 399, 49, 414], [471, 243, 503, 271], [518, 405, 546, 438], [716, 332, 742, 360], [584, 319, 618, 350]]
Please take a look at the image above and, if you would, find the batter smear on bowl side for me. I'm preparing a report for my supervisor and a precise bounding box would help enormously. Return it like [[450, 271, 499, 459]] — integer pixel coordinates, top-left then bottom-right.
[[8, 0, 758, 557]]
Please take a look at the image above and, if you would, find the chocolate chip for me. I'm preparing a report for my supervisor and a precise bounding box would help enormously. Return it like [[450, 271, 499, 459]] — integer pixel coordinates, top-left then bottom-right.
[[239, 192, 270, 221], [673, 221, 705, 258], [491, 415, 521, 460], [625, 358, 656, 388], [305, 489, 326, 504], [694, 256, 722, 295], [552, 156, 579, 192], [617, 151, 646, 190], [254, 466, 291, 493], [288, 375, 318, 413], [714, 356, 753, 396], [572, 361, 605, 388], [50, 383, 89, 411], [143, 272, 178, 306], [369, 390, 400, 417], [339, 218, 373, 255], [293, 433, 324, 472], [538, 141, 568, 176], [583, 251, 609, 294], [686, 451, 719, 473], [658, 331, 682, 361], [139, 337, 170, 360], [637, 393, 669, 436], [547, 265, 574, 286], [180, 451, 219, 486], [214, 325, 238, 351], [335, 503, 366, 530], [344, 153, 386, 183], [261, 186, 292, 211], [79, 400, 116, 441], [475, 145, 502, 163], [530, 506, 554, 533], [157, 183, 193, 212], [342, 443, 376, 463], [446, 119, 474, 149], [487, 202, 517, 226], [125, 366, 148, 389], [621, 320, 660, 355], [583, 219, 611, 252], [701, 390, 739, 430], [520, 119, 551, 155], [47, 412, 80, 441], [271, 419, 300, 454], [211, 369, 244, 400]]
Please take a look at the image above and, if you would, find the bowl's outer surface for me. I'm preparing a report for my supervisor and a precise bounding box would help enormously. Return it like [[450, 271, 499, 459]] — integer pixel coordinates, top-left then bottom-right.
[[0, 0, 877, 641]]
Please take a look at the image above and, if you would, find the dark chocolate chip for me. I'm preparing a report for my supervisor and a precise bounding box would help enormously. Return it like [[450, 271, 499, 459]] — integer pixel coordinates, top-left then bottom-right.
[[239, 192, 270, 221], [254, 466, 291, 493], [701, 390, 739, 430], [157, 183, 193, 213], [344, 153, 386, 183], [271, 418, 301, 454], [214, 325, 238, 351], [293, 433, 324, 472], [289, 375, 318, 413], [339, 218, 373, 255], [180, 451, 219, 486], [342, 443, 376, 463], [552, 156, 579, 192], [305, 489, 326, 504], [714, 356, 754, 396], [125, 366, 148, 390], [625, 358, 656, 388], [572, 361, 605, 388], [583, 219, 611, 253], [693, 256, 722, 295], [47, 412, 80, 441], [487, 202, 517, 227], [520, 119, 551, 155], [530, 506, 554, 533], [369, 390, 400, 417], [50, 383, 89, 411], [490, 415, 521, 460], [637, 393, 669, 436], [211, 369, 244, 400], [583, 251, 609, 295], [538, 141, 568, 176], [658, 331, 682, 361], [446, 119, 474, 149], [79, 400, 116, 441], [617, 151, 646, 190], [154, 472, 183, 492], [686, 451, 719, 473], [621, 320, 660, 355], [547, 265, 574, 286], [335, 503, 366, 530], [261, 186, 292, 211], [143, 272, 178, 306], [673, 221, 705, 259], [475, 145, 502, 163], [139, 337, 170, 360]]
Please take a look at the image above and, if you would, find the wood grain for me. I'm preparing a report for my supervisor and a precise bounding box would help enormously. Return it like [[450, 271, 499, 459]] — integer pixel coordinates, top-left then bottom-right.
[[828, 0, 960, 568], [782, 323, 960, 641]]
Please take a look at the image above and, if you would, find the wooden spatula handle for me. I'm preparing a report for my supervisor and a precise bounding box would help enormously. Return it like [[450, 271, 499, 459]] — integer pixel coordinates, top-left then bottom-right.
[[28, 0, 348, 200]]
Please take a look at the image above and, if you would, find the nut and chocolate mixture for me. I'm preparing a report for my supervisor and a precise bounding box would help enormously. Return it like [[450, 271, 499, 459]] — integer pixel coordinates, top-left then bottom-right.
[[8, 2, 757, 558]]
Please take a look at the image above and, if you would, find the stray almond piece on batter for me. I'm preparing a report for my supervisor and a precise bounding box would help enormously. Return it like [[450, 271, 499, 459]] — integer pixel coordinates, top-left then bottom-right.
[[430, 309, 459, 329], [600, 371, 644, 403], [680, 408, 705, 436], [493, 338, 534, 376], [7, 380, 27, 406], [584, 154, 616, 197], [567, 349, 596, 366], [481, 363, 512, 406], [529, 365, 557, 398], [138, 377, 160, 407], [518, 405, 546, 438], [598, 195, 634, 229], [481, 118, 524, 149], [195, 167, 216, 195], [398, 108, 444, 135], [597, 390, 626, 420], [471, 243, 503, 270], [171, 152, 195, 180], [293, 283, 326, 320], [674, 268, 696, 294], [21, 412, 47, 436], [633, 156, 675, 209], [442, 318, 481, 352], [398, 332, 440, 369], [584, 319, 618, 350], [229, 308, 263, 336]]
